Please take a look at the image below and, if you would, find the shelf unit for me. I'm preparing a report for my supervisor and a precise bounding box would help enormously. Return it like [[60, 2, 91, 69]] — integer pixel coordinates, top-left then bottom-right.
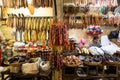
[[63, 64, 119, 80]]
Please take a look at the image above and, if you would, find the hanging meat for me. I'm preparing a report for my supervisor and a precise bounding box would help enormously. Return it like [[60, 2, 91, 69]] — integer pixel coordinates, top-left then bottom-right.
[[31, 30, 37, 42], [27, 17, 31, 30], [24, 0, 28, 8], [35, 18, 40, 31], [7, 14, 53, 42], [39, 18, 44, 31], [33, 0, 41, 8], [16, 0, 20, 8], [49, 0, 53, 7], [6, 14, 14, 28], [24, 30, 28, 41], [25, 18, 28, 30], [21, 14, 25, 31], [27, 30, 31, 41], [50, 22, 69, 47], [13, 14, 18, 28], [2, 0, 53, 8], [49, 52, 63, 70], [2, 0, 7, 8], [44, 0, 49, 7]]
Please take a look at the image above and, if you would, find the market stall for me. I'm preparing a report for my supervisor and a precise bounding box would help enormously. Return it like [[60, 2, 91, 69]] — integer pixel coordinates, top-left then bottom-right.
[[0, 0, 120, 80]]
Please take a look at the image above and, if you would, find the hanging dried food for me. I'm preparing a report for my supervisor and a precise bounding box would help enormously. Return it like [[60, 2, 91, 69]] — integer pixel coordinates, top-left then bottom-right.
[[2, 7, 7, 18], [63, 5, 68, 14], [25, 18, 28, 30], [16, 0, 20, 8], [33, 0, 41, 8], [50, 22, 69, 48], [49, 0, 53, 7], [49, 52, 63, 70], [56, 55, 63, 70], [22, 15, 25, 31], [24, 0, 28, 8], [49, 52, 55, 69], [64, 12, 106, 29], [33, 18, 36, 30], [2, 0, 53, 8], [39, 18, 43, 31], [38, 31, 42, 41], [7, 14, 53, 42], [44, 0, 49, 7], [24, 30, 28, 41], [37, 31, 46, 44], [6, 14, 13, 28], [2, 0, 7, 7], [46, 18, 51, 30], [41, 0, 44, 7], [24, 17, 53, 42], [9, 0, 13, 8], [27, 30, 31, 41], [31, 30, 37, 41], [35, 18, 40, 30], [13, 15, 18, 28], [18, 14, 23, 30]]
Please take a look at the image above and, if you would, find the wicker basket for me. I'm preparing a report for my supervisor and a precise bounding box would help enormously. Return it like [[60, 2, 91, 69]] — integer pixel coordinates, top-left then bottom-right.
[[83, 61, 101, 66], [103, 61, 120, 65], [9, 62, 24, 73], [22, 63, 39, 74], [64, 62, 80, 67]]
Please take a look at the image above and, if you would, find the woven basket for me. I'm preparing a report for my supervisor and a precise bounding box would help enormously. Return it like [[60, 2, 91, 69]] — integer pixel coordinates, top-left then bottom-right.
[[83, 61, 101, 66], [9, 62, 24, 73], [64, 62, 80, 67], [103, 61, 120, 65], [22, 63, 39, 74]]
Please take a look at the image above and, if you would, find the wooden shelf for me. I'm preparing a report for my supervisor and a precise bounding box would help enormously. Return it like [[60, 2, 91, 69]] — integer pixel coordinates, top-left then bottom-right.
[[63, 64, 119, 80]]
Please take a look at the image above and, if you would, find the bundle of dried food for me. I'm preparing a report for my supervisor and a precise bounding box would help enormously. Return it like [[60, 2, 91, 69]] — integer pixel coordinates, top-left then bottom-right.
[[50, 22, 69, 49]]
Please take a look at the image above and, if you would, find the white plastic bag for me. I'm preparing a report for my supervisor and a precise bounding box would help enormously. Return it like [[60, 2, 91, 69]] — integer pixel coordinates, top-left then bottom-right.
[[39, 61, 51, 71], [89, 47, 104, 55], [101, 44, 119, 55]]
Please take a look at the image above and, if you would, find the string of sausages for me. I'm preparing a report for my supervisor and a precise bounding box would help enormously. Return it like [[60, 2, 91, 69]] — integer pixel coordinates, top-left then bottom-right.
[[50, 51, 63, 70], [50, 22, 69, 47]]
